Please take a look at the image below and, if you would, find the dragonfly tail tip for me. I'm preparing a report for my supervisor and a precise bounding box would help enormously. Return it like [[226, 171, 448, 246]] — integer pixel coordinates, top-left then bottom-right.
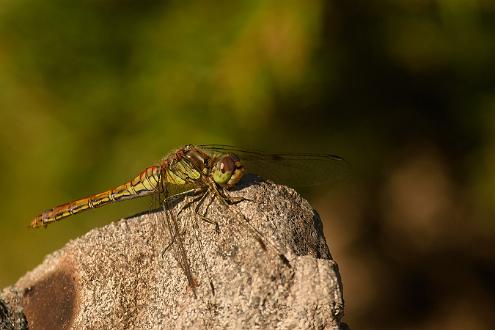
[[30, 217, 45, 229]]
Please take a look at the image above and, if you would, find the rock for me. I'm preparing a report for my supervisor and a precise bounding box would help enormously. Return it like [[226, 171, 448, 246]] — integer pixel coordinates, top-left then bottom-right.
[[1, 178, 346, 329]]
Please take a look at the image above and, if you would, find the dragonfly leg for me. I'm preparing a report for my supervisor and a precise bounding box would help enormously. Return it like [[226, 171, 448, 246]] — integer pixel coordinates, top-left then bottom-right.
[[197, 202, 220, 234], [176, 192, 205, 217], [161, 187, 204, 218], [225, 196, 249, 205], [194, 192, 220, 233], [167, 187, 204, 202], [197, 214, 220, 233], [218, 187, 254, 205]]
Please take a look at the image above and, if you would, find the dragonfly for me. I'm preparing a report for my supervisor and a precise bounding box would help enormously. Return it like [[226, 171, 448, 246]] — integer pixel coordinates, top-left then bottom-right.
[[30, 144, 348, 229], [30, 144, 348, 295]]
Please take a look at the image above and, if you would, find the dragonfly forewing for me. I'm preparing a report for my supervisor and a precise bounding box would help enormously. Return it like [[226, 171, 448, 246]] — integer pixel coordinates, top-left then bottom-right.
[[198, 144, 350, 188]]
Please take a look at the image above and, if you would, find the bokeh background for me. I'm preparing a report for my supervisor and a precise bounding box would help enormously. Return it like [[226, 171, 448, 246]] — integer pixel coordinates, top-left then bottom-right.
[[1, 1, 494, 329]]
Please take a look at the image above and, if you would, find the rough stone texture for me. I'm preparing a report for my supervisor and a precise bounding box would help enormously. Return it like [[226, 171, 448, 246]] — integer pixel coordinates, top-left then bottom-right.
[[1, 177, 346, 329]]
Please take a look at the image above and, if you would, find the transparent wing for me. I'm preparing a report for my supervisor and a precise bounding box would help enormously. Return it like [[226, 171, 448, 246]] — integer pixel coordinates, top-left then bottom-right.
[[197, 144, 350, 188], [161, 194, 198, 298]]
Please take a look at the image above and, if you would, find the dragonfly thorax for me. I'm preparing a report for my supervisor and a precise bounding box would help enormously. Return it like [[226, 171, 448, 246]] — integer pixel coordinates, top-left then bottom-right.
[[183, 148, 208, 173]]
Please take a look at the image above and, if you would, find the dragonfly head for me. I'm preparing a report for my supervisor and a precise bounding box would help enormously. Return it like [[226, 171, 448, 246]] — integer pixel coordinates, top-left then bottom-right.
[[212, 154, 245, 188]]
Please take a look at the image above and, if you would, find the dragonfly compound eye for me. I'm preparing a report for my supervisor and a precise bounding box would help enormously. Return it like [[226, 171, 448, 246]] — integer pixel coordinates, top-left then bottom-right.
[[212, 156, 234, 185], [212, 155, 245, 187]]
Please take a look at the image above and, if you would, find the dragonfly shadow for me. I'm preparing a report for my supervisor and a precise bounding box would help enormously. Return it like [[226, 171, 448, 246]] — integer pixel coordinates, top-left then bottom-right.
[[125, 206, 166, 221], [231, 173, 265, 190], [310, 210, 330, 260]]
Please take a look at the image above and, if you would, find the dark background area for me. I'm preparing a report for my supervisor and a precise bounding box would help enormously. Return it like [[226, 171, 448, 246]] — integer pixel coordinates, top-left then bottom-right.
[[1, 1, 494, 329]]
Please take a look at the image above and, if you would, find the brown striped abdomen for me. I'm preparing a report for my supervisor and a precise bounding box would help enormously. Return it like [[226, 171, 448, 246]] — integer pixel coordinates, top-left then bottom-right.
[[30, 166, 162, 228]]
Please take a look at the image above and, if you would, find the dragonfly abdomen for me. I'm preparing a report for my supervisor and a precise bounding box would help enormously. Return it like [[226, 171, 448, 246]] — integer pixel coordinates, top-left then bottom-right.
[[102, 166, 162, 204], [30, 166, 162, 228]]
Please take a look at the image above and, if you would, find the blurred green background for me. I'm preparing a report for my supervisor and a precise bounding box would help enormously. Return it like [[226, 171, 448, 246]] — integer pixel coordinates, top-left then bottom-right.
[[1, 0, 494, 328]]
